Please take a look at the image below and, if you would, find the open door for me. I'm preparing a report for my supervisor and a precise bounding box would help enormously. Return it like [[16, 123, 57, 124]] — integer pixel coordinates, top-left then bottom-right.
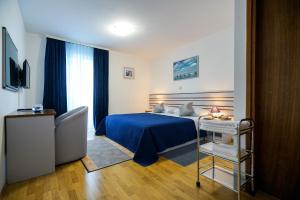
[[247, 0, 300, 199]]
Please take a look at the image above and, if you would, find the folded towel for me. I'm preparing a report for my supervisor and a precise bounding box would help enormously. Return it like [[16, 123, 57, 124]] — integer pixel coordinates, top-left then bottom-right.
[[200, 124, 237, 135], [213, 143, 238, 157], [199, 119, 250, 135], [200, 119, 250, 129]]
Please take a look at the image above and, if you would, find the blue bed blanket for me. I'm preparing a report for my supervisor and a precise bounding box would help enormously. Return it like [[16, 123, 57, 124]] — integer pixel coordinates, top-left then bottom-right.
[[98, 113, 197, 166]]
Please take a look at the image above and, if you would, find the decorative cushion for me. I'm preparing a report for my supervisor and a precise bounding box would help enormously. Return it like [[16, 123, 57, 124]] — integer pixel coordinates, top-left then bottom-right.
[[153, 103, 165, 113], [179, 102, 194, 116]]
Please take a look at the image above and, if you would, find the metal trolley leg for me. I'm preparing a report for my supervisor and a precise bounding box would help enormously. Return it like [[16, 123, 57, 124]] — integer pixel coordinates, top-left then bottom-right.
[[237, 162, 241, 200], [212, 156, 215, 179], [196, 116, 201, 187], [196, 148, 200, 187], [237, 126, 241, 200]]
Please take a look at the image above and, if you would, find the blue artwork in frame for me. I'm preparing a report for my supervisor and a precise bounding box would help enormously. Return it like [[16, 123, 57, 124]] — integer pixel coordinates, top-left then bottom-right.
[[173, 56, 199, 81]]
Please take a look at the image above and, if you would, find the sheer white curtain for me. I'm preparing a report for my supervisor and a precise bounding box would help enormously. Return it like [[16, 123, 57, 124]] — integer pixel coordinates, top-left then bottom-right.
[[66, 42, 94, 132]]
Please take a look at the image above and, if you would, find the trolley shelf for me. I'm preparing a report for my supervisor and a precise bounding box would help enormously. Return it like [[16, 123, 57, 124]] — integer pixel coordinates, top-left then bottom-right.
[[199, 142, 251, 163], [196, 117, 255, 200], [200, 166, 252, 192]]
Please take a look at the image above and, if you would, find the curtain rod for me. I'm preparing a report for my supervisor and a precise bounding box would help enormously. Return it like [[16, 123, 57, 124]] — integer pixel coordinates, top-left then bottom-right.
[[46, 34, 110, 51]]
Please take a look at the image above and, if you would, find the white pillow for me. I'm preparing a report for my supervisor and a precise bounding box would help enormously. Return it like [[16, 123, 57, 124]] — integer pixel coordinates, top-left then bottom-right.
[[165, 106, 179, 115], [193, 107, 210, 116], [173, 107, 180, 115], [179, 102, 195, 116], [164, 105, 172, 113]]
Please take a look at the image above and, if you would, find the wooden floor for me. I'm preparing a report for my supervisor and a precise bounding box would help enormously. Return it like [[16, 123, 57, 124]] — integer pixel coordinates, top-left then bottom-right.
[[0, 155, 278, 200]]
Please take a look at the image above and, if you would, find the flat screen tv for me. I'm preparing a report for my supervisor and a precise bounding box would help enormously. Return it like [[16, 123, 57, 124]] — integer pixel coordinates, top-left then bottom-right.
[[21, 59, 30, 88], [2, 27, 19, 92]]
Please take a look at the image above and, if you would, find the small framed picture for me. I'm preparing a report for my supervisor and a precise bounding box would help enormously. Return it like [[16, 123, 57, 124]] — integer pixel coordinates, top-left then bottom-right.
[[123, 67, 135, 79]]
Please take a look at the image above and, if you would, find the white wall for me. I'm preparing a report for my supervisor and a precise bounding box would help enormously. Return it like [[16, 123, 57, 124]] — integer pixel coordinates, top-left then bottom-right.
[[233, 0, 247, 120], [109, 51, 150, 114], [149, 28, 234, 94], [233, 0, 247, 167], [23, 33, 150, 114], [0, 0, 27, 191], [23, 33, 46, 107]]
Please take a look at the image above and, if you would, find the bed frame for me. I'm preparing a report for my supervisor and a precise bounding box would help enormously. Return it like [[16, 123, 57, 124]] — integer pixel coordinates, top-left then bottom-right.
[[149, 91, 234, 116]]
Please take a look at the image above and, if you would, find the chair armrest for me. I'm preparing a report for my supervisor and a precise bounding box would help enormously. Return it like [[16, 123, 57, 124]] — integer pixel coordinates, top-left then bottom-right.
[[55, 107, 88, 128]]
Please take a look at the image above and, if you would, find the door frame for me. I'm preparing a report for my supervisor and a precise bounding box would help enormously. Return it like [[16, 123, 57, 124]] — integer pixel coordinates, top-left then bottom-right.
[[246, 0, 256, 119], [245, 0, 256, 193]]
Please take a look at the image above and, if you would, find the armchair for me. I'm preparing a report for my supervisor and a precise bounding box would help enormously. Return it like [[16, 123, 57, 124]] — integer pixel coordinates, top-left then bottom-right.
[[55, 106, 88, 165]]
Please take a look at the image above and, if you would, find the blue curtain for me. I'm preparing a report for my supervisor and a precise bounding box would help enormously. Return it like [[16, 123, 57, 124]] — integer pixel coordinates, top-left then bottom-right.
[[93, 48, 109, 135], [43, 38, 67, 116]]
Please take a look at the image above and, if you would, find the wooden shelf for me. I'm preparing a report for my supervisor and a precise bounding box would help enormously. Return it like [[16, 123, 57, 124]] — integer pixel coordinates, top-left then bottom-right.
[[5, 109, 56, 118]]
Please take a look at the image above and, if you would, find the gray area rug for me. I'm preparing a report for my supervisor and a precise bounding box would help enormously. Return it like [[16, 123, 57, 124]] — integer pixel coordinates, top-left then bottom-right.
[[162, 142, 207, 166], [82, 137, 132, 172]]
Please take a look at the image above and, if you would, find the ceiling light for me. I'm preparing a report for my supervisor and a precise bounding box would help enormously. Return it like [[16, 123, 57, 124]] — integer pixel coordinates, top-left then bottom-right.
[[108, 21, 136, 37]]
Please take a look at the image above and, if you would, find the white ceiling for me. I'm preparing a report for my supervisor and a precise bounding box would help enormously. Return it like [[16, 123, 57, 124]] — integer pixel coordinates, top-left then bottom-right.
[[18, 0, 234, 60]]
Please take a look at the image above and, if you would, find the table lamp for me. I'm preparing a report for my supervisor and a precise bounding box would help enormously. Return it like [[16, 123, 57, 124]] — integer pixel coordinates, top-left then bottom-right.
[[210, 106, 222, 118]]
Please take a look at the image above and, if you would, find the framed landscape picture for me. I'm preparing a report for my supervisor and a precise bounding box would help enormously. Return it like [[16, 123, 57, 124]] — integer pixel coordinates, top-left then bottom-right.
[[123, 67, 135, 79], [173, 56, 199, 81]]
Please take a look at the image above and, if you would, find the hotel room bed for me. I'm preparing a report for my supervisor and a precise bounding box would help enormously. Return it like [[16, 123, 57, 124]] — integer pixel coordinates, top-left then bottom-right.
[[98, 113, 198, 166]]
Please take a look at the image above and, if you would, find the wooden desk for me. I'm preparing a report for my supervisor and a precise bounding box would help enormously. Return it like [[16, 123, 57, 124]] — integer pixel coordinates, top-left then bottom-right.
[[5, 109, 56, 183], [5, 109, 56, 118]]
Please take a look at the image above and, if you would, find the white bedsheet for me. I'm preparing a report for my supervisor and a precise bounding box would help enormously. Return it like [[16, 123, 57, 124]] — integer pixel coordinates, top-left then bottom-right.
[[150, 112, 199, 153]]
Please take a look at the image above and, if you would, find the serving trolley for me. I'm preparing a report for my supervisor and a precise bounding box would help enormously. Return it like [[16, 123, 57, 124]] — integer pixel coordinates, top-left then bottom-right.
[[196, 117, 255, 200]]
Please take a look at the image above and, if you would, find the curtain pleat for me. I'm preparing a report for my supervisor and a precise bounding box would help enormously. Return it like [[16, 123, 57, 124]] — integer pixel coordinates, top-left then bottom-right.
[[43, 38, 67, 116], [93, 48, 109, 135]]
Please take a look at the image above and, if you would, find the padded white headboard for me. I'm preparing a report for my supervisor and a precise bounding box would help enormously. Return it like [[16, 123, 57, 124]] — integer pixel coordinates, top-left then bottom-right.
[[149, 91, 234, 115]]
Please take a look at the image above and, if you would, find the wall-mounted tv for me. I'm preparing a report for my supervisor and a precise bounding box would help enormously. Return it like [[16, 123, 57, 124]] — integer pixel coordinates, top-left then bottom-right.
[[2, 27, 19, 92], [21, 59, 30, 88]]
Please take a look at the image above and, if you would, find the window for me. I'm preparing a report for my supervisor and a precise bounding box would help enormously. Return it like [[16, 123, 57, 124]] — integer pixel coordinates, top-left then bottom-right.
[[66, 42, 94, 132]]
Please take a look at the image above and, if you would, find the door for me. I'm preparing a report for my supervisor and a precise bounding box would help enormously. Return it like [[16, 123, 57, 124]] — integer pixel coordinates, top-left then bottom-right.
[[250, 0, 300, 199]]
